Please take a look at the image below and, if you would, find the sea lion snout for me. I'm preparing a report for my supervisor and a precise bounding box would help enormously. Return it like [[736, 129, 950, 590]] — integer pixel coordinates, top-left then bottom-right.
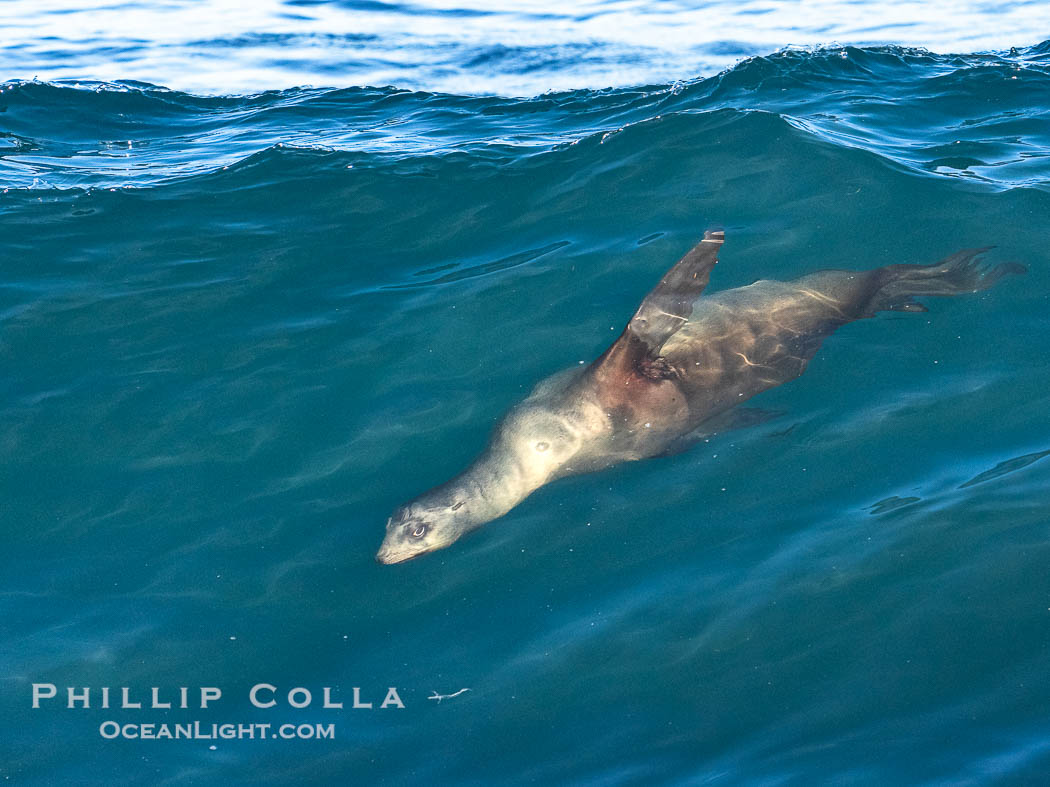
[[376, 531, 421, 564], [375, 544, 415, 564]]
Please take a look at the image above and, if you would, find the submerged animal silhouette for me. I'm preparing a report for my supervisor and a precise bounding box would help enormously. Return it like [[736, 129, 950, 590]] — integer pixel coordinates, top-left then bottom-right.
[[376, 231, 1023, 564]]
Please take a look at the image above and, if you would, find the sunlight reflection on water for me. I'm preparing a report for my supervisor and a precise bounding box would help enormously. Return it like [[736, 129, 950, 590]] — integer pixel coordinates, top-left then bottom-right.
[[1, 0, 1048, 94]]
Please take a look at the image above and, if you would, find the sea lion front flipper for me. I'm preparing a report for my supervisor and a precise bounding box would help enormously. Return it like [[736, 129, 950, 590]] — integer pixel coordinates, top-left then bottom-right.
[[590, 230, 724, 384], [630, 229, 724, 349], [657, 407, 785, 456]]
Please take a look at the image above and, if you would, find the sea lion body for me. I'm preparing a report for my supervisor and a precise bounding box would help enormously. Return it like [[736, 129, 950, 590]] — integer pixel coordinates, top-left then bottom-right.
[[376, 234, 1022, 564]]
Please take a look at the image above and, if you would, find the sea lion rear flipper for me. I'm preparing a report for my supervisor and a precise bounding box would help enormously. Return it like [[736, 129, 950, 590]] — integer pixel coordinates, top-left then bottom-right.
[[590, 230, 724, 383], [866, 248, 1026, 315]]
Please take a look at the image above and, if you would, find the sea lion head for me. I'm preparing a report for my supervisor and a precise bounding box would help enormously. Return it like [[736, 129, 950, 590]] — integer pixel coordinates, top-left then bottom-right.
[[376, 400, 593, 564], [375, 499, 472, 565]]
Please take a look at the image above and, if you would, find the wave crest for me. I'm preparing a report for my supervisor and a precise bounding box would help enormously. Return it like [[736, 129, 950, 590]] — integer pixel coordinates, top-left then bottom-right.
[[1, 42, 1048, 192]]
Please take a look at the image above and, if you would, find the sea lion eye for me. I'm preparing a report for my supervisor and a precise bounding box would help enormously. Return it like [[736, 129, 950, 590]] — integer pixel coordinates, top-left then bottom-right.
[[535, 441, 550, 452], [407, 524, 427, 539]]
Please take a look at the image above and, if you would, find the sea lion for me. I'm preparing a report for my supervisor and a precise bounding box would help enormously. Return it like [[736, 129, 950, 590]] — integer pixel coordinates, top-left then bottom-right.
[[376, 231, 1023, 564]]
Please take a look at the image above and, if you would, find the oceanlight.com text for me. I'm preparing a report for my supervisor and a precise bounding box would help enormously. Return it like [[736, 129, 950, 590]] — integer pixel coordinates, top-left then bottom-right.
[[98, 721, 335, 740]]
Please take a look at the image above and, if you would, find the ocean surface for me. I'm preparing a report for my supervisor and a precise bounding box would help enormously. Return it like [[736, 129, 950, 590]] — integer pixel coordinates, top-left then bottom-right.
[[3, 1, 1050, 784]]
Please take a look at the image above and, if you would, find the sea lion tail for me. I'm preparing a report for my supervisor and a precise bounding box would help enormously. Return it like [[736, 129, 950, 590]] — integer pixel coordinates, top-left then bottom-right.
[[866, 248, 1026, 314]]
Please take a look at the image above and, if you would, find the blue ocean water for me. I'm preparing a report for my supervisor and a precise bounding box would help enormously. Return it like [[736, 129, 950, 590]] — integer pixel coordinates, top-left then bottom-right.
[[2, 2, 1050, 784]]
